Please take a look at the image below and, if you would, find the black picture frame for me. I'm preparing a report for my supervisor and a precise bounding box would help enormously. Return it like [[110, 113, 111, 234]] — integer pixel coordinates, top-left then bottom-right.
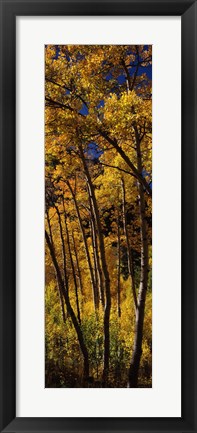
[[0, 1, 196, 432]]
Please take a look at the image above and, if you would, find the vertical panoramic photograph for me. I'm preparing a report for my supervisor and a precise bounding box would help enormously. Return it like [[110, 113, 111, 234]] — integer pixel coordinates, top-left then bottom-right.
[[45, 45, 152, 388]]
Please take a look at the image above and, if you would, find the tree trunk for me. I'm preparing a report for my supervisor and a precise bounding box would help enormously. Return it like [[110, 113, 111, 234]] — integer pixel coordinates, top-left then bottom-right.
[[63, 208, 81, 325], [78, 143, 111, 385], [72, 230, 84, 297], [46, 209, 66, 323], [121, 178, 137, 312], [117, 209, 121, 318], [45, 229, 89, 380], [67, 180, 98, 312], [128, 125, 149, 388], [90, 216, 99, 309], [88, 185, 105, 308]]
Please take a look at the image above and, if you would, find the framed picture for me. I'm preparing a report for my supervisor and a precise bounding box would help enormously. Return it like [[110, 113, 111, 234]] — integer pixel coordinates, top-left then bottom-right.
[[0, 0, 196, 432]]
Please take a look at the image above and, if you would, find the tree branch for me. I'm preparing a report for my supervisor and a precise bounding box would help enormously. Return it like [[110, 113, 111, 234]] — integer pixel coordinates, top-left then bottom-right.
[[46, 77, 89, 109], [98, 128, 152, 197], [99, 161, 137, 179], [45, 97, 84, 117]]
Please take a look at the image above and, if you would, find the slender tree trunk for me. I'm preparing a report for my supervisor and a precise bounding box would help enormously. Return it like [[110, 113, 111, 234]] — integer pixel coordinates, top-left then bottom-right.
[[72, 230, 83, 297], [63, 208, 81, 324], [121, 178, 137, 312], [78, 143, 111, 385], [89, 217, 99, 309], [46, 210, 66, 323], [45, 229, 89, 380], [88, 186, 105, 308], [129, 125, 149, 388], [46, 210, 54, 246], [66, 180, 98, 312], [117, 209, 121, 318]]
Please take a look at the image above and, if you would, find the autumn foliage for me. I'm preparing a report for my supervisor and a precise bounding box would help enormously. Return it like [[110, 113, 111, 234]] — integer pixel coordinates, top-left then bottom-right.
[[45, 45, 152, 388]]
